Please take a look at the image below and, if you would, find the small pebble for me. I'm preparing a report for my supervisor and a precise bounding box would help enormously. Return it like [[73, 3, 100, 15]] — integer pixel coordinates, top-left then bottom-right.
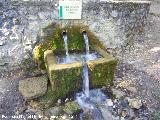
[[121, 109, 128, 118], [57, 99, 61, 105], [107, 99, 113, 107], [65, 98, 69, 103]]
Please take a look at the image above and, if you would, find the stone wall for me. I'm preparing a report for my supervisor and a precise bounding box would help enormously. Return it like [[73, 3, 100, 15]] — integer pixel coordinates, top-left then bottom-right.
[[0, 0, 151, 73]]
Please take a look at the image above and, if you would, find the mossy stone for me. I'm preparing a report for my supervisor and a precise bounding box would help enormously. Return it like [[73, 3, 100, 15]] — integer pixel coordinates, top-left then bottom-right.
[[50, 66, 82, 99], [33, 24, 106, 69], [63, 101, 81, 115], [88, 59, 117, 88]]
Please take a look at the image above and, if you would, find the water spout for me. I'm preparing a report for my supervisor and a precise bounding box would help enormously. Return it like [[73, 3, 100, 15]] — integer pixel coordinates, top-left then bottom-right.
[[82, 31, 90, 55]]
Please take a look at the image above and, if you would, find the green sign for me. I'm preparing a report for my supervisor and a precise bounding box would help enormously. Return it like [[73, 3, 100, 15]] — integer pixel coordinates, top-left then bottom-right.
[[59, 0, 82, 19]]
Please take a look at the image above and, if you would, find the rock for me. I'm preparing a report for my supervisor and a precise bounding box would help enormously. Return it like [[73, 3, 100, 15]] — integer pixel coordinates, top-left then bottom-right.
[[117, 80, 131, 88], [149, 47, 160, 53], [117, 81, 136, 93], [57, 99, 61, 105], [38, 12, 50, 20], [111, 10, 118, 18], [28, 100, 39, 110], [45, 106, 62, 117], [112, 88, 125, 99], [129, 98, 142, 109], [63, 101, 81, 115], [0, 47, 9, 66], [127, 86, 137, 93], [19, 75, 48, 100], [59, 113, 72, 120], [65, 98, 69, 103], [4, 10, 18, 18], [101, 86, 107, 90], [15, 106, 27, 115], [121, 117, 125, 120], [0, 37, 6, 46], [28, 21, 38, 30], [27, 15, 38, 20], [106, 99, 113, 107], [121, 109, 129, 118]]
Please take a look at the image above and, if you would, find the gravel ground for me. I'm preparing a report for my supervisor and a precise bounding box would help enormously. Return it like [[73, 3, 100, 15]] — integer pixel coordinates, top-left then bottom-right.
[[112, 0, 160, 118], [0, 71, 37, 120]]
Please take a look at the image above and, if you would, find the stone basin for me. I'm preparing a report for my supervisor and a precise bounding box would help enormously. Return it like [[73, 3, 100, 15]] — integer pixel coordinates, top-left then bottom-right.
[[33, 25, 117, 103], [44, 47, 117, 101]]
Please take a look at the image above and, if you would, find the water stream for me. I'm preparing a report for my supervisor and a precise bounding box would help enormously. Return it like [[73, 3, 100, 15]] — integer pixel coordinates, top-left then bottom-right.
[[62, 31, 70, 62], [60, 31, 109, 119], [82, 57, 89, 98], [83, 31, 90, 55], [76, 32, 107, 120]]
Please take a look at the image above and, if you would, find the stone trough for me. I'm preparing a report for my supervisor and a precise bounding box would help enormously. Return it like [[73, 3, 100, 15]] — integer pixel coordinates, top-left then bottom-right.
[[39, 25, 117, 102], [19, 25, 117, 106]]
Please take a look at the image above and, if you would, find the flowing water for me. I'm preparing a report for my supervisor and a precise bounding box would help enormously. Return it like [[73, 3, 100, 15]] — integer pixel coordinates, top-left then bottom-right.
[[60, 31, 110, 119], [82, 57, 89, 98], [62, 32, 70, 62], [76, 89, 109, 120], [83, 31, 90, 55]]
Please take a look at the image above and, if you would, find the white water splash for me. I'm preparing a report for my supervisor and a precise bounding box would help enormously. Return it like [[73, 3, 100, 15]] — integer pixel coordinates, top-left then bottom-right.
[[76, 89, 108, 120]]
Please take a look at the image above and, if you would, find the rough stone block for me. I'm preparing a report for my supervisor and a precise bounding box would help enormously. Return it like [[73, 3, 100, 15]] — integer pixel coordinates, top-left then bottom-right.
[[44, 47, 117, 102], [19, 75, 48, 100], [87, 47, 117, 88], [45, 50, 82, 100]]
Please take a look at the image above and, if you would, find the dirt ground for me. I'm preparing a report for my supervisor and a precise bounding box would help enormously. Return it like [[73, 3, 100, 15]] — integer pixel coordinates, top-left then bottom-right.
[[112, 0, 160, 118]]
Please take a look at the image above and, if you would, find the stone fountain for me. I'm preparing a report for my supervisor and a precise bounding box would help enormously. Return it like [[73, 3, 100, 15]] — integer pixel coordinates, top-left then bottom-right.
[[18, 24, 117, 119], [36, 25, 118, 103]]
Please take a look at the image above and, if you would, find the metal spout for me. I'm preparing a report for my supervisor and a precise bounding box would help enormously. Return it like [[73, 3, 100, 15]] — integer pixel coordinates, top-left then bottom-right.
[[62, 30, 67, 36]]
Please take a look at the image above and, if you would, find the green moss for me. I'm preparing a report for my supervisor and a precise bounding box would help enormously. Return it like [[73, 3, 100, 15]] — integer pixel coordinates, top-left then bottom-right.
[[36, 86, 57, 108], [33, 24, 107, 69], [89, 59, 117, 88], [34, 24, 117, 105], [63, 101, 81, 115], [50, 66, 82, 99]]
